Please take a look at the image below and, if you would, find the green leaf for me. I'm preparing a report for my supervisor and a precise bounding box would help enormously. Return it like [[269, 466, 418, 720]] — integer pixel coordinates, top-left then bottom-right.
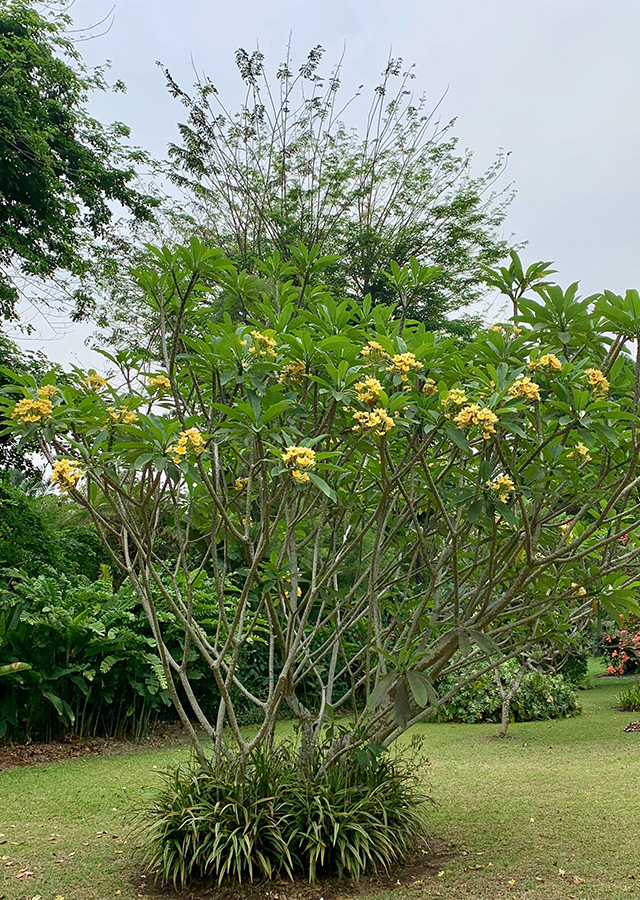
[[467, 499, 484, 524], [470, 630, 500, 659], [406, 671, 437, 708], [458, 629, 472, 657], [262, 400, 293, 424], [133, 452, 155, 470], [394, 679, 411, 729], [307, 472, 338, 502], [367, 673, 397, 711], [445, 426, 471, 455]]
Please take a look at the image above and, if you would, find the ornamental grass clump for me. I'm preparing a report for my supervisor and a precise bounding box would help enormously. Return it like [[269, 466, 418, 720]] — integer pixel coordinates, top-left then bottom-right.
[[141, 741, 431, 888]]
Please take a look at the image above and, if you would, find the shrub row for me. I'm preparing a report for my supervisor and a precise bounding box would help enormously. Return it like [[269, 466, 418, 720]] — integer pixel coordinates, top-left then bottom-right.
[[436, 659, 581, 724]]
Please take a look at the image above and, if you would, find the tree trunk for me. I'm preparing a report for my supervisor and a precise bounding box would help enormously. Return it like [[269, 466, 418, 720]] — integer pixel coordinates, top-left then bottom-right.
[[495, 659, 529, 738]]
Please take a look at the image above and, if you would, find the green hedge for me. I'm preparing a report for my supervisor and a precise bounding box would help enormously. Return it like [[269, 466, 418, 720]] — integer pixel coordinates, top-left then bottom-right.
[[436, 659, 581, 724]]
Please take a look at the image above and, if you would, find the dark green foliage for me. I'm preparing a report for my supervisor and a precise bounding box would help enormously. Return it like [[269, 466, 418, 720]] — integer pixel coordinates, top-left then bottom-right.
[[437, 660, 581, 724], [615, 680, 640, 712], [0, 570, 172, 740], [142, 740, 431, 887], [0, 565, 276, 741], [0, 0, 157, 319], [0, 480, 106, 579], [558, 650, 590, 687]]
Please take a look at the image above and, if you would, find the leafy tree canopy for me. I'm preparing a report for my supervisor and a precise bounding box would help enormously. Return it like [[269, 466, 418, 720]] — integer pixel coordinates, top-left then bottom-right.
[[4, 242, 640, 771], [0, 0, 158, 320]]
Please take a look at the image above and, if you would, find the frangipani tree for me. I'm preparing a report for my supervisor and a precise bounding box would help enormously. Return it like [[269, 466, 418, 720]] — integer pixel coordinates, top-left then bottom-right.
[[3, 240, 640, 771]]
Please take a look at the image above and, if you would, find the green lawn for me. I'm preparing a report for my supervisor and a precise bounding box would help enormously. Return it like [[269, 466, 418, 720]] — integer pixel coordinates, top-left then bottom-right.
[[1, 673, 639, 900]]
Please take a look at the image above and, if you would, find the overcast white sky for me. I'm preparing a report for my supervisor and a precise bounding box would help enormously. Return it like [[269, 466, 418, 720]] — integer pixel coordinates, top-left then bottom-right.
[[16, 0, 640, 369]]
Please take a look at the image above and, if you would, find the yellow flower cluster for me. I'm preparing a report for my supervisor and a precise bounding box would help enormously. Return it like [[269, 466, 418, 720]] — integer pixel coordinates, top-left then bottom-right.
[[352, 407, 395, 436], [443, 388, 468, 409], [245, 330, 276, 359], [84, 372, 107, 390], [386, 352, 424, 382], [278, 359, 306, 385], [585, 368, 609, 398], [569, 441, 591, 463], [360, 340, 390, 361], [571, 582, 587, 596], [509, 376, 541, 402], [38, 384, 57, 399], [235, 477, 248, 491], [51, 458, 83, 492], [107, 406, 139, 425], [12, 395, 53, 423], [147, 374, 171, 392], [453, 404, 499, 439], [529, 353, 562, 372], [421, 378, 438, 397], [355, 376, 382, 405], [168, 428, 206, 464], [486, 473, 515, 504], [281, 445, 316, 483]]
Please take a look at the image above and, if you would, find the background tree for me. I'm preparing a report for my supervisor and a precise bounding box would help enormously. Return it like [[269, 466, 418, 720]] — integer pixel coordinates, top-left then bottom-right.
[[0, 0, 158, 321], [158, 45, 513, 334]]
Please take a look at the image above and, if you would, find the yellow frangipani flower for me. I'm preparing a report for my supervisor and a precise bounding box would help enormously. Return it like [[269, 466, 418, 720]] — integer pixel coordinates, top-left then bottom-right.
[[107, 406, 138, 425], [568, 441, 591, 463], [529, 353, 562, 372], [352, 407, 395, 436], [509, 376, 541, 402], [278, 359, 306, 385], [443, 388, 468, 408], [360, 340, 390, 361], [282, 446, 316, 473], [51, 458, 83, 493], [168, 428, 206, 464], [585, 367, 609, 398], [421, 377, 437, 396], [84, 372, 107, 390], [12, 397, 52, 424], [453, 404, 499, 439], [355, 376, 383, 405], [147, 374, 171, 392], [486, 473, 515, 504], [245, 330, 276, 359], [386, 352, 424, 382]]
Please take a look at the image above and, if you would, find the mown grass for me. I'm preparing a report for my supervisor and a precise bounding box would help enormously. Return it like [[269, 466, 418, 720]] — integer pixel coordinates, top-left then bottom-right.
[[1, 668, 639, 900]]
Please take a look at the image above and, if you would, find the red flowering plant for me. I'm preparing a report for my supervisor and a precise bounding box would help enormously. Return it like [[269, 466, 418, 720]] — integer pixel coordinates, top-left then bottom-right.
[[604, 613, 640, 675]]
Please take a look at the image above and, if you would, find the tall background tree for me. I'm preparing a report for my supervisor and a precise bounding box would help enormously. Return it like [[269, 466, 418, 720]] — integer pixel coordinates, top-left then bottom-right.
[[0, 0, 158, 322], [158, 45, 513, 334]]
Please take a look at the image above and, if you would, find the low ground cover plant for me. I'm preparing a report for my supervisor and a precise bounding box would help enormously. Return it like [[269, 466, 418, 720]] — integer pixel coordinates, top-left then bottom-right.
[[615, 679, 640, 711], [142, 738, 430, 886]]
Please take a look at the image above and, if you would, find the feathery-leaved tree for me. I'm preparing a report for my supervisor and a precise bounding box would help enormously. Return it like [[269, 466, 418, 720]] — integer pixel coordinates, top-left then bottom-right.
[[157, 45, 512, 334]]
